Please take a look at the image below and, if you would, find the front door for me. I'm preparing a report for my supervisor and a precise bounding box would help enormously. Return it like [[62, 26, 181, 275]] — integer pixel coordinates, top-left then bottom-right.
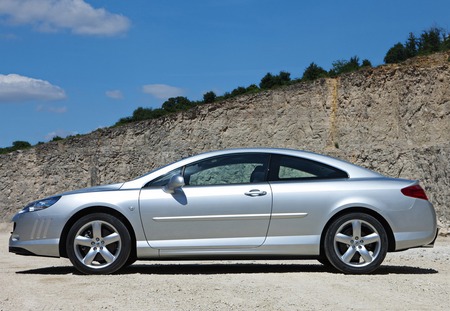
[[139, 153, 272, 249]]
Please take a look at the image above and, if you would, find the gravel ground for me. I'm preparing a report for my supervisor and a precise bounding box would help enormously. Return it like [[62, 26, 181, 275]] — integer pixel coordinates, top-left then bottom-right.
[[0, 226, 448, 311]]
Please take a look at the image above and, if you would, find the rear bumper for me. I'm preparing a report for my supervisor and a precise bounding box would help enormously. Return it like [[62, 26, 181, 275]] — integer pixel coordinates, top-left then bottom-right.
[[421, 228, 439, 248], [390, 198, 437, 251]]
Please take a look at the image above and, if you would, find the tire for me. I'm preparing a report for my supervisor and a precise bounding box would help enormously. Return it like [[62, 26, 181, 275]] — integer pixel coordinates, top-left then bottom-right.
[[66, 213, 131, 275], [123, 255, 137, 269], [324, 213, 388, 274]]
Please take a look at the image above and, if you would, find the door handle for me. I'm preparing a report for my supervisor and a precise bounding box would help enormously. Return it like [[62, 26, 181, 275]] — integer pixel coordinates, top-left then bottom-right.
[[244, 189, 267, 197]]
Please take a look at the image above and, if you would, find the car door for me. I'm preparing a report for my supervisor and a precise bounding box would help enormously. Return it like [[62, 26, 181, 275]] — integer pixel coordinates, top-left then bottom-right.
[[139, 153, 272, 249]]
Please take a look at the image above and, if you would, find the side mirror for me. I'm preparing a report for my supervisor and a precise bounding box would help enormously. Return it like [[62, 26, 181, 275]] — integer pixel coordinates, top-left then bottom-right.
[[163, 175, 185, 194]]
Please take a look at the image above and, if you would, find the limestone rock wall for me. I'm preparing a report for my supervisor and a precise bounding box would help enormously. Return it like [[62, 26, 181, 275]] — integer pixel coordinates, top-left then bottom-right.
[[1, 53, 449, 225]]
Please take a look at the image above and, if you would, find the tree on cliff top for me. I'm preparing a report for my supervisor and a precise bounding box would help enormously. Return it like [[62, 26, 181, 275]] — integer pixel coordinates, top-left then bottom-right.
[[302, 62, 328, 81], [0, 141, 32, 154], [384, 27, 450, 64], [329, 56, 361, 77], [259, 71, 291, 89], [203, 91, 217, 103], [384, 43, 408, 64], [418, 27, 444, 55]]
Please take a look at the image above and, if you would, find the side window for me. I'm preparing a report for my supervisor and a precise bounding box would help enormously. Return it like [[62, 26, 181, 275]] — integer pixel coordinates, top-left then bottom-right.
[[270, 155, 348, 181], [279, 166, 315, 179], [185, 154, 269, 186], [145, 168, 182, 187]]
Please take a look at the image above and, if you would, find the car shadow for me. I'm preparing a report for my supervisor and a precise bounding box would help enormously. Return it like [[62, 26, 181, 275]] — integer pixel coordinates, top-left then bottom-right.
[[16, 263, 438, 275]]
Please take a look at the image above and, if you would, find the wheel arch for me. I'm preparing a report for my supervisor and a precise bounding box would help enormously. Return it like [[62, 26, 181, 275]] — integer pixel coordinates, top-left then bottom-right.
[[59, 206, 137, 260], [319, 207, 396, 256]]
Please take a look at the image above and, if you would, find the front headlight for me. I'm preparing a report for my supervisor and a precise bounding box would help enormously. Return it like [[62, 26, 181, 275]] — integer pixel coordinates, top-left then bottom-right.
[[20, 196, 61, 213]]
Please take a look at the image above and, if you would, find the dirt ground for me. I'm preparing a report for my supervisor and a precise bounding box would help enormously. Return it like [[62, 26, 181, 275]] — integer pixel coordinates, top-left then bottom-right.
[[0, 225, 449, 311]]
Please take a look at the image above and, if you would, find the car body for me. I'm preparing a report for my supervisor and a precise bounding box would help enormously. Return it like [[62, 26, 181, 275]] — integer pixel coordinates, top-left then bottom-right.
[[9, 148, 437, 274]]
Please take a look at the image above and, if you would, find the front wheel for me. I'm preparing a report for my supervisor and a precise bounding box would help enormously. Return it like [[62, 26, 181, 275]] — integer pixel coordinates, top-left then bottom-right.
[[324, 213, 388, 274], [66, 213, 131, 274]]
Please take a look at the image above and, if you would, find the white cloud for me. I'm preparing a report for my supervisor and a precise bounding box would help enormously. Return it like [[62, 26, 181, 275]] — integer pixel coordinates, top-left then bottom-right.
[[0, 74, 66, 103], [0, 0, 130, 36], [106, 90, 123, 100], [0, 33, 18, 40], [36, 104, 68, 113], [142, 84, 184, 99]]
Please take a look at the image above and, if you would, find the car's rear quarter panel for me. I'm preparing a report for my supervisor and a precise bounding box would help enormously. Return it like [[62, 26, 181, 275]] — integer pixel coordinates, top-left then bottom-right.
[[266, 177, 436, 254]]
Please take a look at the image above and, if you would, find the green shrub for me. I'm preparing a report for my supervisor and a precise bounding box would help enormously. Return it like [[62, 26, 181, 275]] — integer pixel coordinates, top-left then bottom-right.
[[384, 43, 408, 64], [0, 141, 32, 154], [302, 62, 328, 81], [259, 71, 291, 89], [329, 56, 361, 77], [203, 91, 216, 103]]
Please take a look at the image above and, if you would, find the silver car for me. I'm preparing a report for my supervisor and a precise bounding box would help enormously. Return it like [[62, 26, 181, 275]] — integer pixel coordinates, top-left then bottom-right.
[[9, 148, 437, 274]]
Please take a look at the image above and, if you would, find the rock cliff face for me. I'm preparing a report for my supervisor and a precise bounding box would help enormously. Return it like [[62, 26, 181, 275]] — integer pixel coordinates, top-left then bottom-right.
[[1, 52, 449, 226]]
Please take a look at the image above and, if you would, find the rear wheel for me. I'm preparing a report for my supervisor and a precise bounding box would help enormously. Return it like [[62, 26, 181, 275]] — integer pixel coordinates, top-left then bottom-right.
[[324, 213, 388, 274], [66, 213, 131, 274]]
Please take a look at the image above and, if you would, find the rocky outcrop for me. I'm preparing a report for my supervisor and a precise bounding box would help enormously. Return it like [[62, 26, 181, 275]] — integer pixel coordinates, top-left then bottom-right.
[[1, 52, 449, 228]]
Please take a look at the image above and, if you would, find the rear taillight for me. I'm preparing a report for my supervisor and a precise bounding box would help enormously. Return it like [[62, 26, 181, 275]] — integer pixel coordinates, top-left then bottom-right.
[[401, 184, 429, 200]]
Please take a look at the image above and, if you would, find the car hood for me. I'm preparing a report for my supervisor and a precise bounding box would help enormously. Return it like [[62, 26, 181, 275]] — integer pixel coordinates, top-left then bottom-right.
[[58, 182, 124, 196]]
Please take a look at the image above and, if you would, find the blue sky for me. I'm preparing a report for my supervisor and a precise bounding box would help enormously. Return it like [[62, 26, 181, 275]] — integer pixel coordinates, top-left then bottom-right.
[[0, 0, 449, 148]]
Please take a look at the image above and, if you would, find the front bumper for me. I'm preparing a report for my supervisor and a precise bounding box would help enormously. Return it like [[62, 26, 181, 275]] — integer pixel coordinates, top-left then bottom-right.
[[9, 212, 62, 258], [9, 246, 38, 256], [9, 234, 61, 257]]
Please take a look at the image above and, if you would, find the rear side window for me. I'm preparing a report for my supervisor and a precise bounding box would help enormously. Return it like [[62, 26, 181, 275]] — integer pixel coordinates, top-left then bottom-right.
[[269, 155, 348, 181]]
